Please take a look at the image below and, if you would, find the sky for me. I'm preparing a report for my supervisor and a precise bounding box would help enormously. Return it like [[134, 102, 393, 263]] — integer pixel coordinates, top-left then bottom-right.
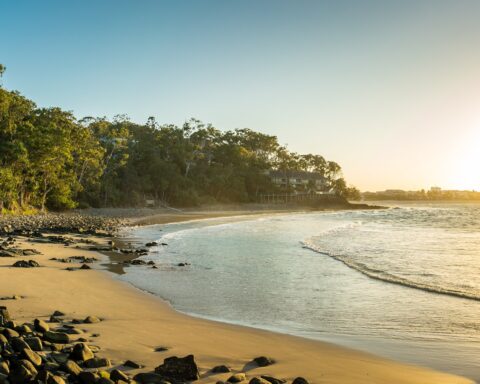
[[2, 0, 480, 191]]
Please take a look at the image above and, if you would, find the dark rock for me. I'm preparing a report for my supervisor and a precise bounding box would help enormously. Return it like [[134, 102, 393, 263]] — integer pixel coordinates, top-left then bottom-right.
[[44, 331, 71, 344], [61, 327, 82, 335], [61, 360, 82, 376], [35, 370, 66, 384], [77, 371, 98, 384], [11, 337, 31, 352], [3, 328, 20, 339], [249, 378, 270, 384], [22, 249, 40, 256], [154, 354, 199, 381], [0, 307, 11, 326], [110, 369, 129, 382], [80, 264, 91, 270], [97, 378, 114, 384], [34, 318, 50, 332], [12, 260, 40, 268], [292, 378, 309, 384], [22, 348, 43, 367], [70, 343, 94, 361], [227, 373, 246, 383], [52, 310, 65, 317], [123, 360, 142, 369], [15, 324, 32, 334], [0, 361, 9, 375], [252, 356, 274, 367], [130, 259, 146, 265], [24, 336, 43, 351], [84, 357, 110, 368], [83, 315, 101, 324], [8, 359, 38, 384], [212, 365, 231, 373], [145, 242, 158, 247], [154, 346, 169, 352], [260, 376, 286, 384]]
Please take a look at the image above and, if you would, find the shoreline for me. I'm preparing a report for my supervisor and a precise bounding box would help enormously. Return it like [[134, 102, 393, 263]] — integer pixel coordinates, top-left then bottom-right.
[[0, 209, 473, 384]]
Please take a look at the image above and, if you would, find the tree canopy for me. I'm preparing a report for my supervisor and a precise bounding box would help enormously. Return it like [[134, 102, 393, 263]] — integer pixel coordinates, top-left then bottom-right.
[[0, 65, 359, 213]]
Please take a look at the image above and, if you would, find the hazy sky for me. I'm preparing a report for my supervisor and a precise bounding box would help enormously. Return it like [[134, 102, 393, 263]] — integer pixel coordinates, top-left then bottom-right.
[[2, 0, 480, 191]]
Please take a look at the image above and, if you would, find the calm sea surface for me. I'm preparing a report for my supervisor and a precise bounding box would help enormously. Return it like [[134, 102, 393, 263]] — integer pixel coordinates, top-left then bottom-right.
[[114, 203, 480, 380]]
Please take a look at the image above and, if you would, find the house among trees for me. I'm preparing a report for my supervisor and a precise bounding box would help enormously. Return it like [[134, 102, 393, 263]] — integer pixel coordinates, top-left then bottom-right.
[[268, 170, 329, 193]]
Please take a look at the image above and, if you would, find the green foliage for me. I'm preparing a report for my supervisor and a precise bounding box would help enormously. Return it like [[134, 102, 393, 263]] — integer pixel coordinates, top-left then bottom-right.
[[0, 64, 358, 211]]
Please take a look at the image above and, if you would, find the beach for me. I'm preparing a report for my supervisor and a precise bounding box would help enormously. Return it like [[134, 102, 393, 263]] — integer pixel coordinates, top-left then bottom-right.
[[0, 210, 474, 384]]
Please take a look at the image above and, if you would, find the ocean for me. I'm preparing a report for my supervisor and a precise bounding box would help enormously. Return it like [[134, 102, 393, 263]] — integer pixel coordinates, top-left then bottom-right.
[[113, 203, 480, 380]]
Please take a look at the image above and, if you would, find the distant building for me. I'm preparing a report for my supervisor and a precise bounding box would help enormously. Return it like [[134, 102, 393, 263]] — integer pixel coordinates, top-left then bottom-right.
[[268, 170, 328, 192]]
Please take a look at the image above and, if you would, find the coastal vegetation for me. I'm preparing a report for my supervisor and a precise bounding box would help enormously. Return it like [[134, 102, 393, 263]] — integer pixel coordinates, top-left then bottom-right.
[[0, 66, 359, 213], [363, 188, 480, 201]]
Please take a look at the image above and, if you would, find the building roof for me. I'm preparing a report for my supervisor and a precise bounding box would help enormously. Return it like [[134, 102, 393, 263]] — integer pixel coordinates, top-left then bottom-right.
[[269, 170, 324, 180]]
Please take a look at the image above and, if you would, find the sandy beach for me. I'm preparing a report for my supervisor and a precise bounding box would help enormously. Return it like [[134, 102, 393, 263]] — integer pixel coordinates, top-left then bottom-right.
[[0, 212, 474, 384]]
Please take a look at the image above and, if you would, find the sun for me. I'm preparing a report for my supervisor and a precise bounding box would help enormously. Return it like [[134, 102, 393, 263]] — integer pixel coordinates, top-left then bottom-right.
[[446, 129, 480, 191]]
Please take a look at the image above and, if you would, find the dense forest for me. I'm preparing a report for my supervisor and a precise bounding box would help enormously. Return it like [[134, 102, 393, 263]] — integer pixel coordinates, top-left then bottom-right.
[[0, 65, 359, 213]]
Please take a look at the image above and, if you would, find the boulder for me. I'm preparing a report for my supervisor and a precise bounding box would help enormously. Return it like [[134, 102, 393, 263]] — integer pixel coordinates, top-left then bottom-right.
[[110, 369, 129, 382], [8, 360, 38, 384], [154, 354, 199, 381], [0, 307, 10, 326], [62, 360, 82, 376], [212, 365, 231, 373], [44, 331, 70, 344], [11, 337, 31, 352], [83, 316, 101, 324], [34, 318, 50, 332], [97, 378, 114, 384], [22, 348, 43, 367], [134, 372, 171, 384], [0, 361, 9, 375], [292, 378, 309, 384], [70, 343, 94, 362], [12, 260, 40, 268], [25, 336, 43, 351], [3, 328, 19, 339], [249, 378, 270, 384], [77, 370, 98, 384], [123, 360, 142, 369], [227, 373, 246, 383], [35, 370, 66, 384], [16, 324, 32, 334], [252, 356, 274, 367], [260, 376, 286, 384], [84, 357, 110, 368]]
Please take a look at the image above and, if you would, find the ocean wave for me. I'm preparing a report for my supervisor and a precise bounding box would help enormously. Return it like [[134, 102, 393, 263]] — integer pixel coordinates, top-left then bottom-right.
[[302, 240, 480, 302]]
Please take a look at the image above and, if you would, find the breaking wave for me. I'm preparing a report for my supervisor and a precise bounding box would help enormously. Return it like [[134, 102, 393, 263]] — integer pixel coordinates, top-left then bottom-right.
[[302, 240, 480, 302]]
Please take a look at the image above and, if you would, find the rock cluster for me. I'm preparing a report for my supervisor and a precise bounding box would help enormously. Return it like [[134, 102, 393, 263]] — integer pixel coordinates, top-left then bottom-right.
[[0, 307, 309, 384], [0, 307, 119, 384], [0, 213, 123, 237]]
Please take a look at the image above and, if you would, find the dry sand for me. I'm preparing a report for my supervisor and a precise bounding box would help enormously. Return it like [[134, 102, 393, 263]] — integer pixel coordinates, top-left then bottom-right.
[[0, 230, 473, 384]]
